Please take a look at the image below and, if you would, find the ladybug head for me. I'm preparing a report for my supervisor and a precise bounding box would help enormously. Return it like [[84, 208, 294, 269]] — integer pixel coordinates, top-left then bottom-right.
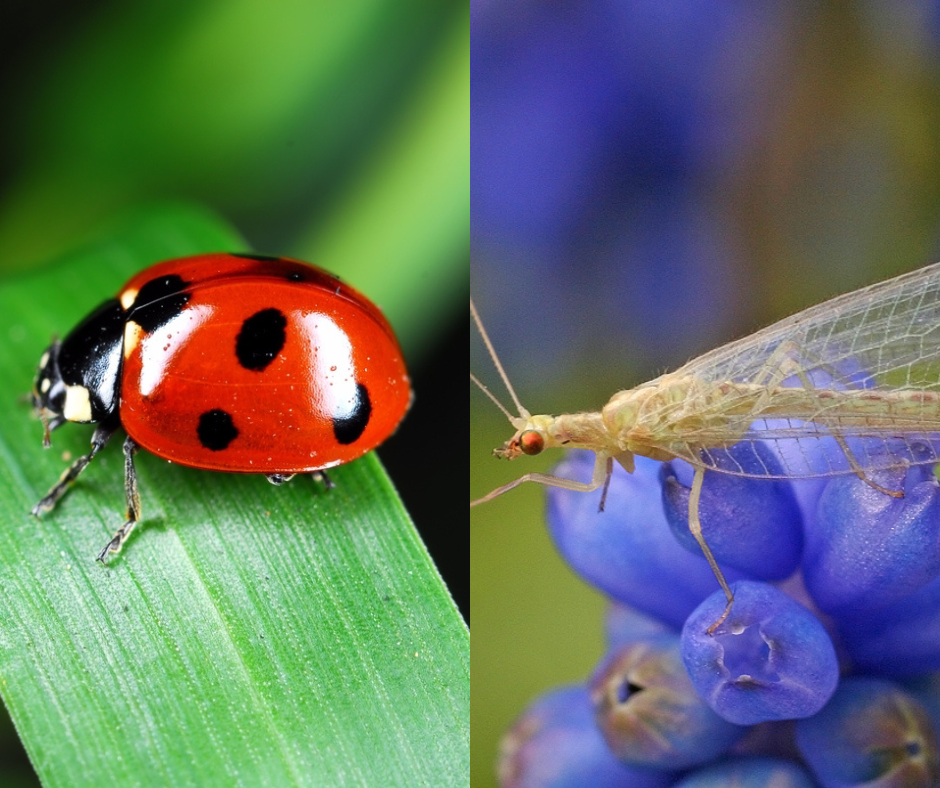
[[32, 299, 126, 448], [32, 341, 68, 446]]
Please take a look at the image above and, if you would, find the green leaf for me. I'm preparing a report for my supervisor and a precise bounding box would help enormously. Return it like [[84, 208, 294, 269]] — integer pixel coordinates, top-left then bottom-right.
[[0, 204, 468, 786]]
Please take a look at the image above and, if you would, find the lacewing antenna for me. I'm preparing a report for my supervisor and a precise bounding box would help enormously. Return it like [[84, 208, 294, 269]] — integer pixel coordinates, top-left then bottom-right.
[[470, 372, 516, 421], [470, 297, 530, 420]]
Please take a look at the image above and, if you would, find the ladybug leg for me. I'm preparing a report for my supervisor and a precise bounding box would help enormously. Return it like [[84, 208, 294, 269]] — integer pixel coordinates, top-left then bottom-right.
[[97, 436, 142, 563], [265, 471, 334, 490], [31, 420, 119, 517], [311, 470, 335, 490]]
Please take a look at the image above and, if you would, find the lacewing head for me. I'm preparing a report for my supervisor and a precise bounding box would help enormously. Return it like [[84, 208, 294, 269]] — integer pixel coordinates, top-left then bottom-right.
[[470, 297, 563, 455], [493, 418, 554, 460], [471, 299, 568, 505]]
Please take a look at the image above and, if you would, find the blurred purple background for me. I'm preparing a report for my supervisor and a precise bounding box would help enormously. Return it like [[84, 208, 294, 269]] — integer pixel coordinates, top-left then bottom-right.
[[472, 2, 940, 404], [473, 3, 940, 786]]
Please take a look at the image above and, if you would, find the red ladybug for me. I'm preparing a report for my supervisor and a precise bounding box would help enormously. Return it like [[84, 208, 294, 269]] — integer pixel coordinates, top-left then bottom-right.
[[31, 253, 411, 560]]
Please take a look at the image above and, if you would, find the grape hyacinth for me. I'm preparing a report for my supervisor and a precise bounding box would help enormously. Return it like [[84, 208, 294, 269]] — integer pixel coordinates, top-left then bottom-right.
[[498, 449, 940, 786]]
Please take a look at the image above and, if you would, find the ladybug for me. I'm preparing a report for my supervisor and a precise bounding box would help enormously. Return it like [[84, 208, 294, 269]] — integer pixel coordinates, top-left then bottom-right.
[[30, 253, 411, 561]]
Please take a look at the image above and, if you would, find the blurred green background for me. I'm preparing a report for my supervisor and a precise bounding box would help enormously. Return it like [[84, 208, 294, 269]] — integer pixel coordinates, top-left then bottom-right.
[[0, 2, 466, 783], [472, 4, 940, 787]]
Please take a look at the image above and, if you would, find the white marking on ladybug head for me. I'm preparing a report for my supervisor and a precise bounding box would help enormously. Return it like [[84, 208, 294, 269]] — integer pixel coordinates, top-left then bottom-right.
[[120, 288, 139, 311], [124, 320, 143, 358], [40, 377, 51, 394], [63, 385, 92, 423], [39, 350, 50, 369]]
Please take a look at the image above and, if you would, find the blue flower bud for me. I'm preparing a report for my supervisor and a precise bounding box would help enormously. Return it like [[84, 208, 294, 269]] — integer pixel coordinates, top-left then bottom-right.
[[841, 572, 940, 676], [671, 756, 815, 787], [681, 581, 838, 725], [803, 462, 940, 619], [498, 685, 675, 788], [605, 603, 677, 651], [547, 451, 746, 629], [661, 443, 802, 579], [589, 637, 743, 768], [795, 677, 939, 786]]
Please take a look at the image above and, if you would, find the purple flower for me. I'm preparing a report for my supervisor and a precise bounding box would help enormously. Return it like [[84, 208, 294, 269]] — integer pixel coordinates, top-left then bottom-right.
[[507, 438, 940, 782]]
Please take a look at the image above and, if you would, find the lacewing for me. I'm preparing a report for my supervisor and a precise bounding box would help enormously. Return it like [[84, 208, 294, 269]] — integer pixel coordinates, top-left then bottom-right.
[[471, 262, 940, 630]]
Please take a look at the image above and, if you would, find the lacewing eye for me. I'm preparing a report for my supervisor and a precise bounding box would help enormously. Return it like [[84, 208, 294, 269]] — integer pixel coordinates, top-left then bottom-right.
[[519, 430, 545, 456]]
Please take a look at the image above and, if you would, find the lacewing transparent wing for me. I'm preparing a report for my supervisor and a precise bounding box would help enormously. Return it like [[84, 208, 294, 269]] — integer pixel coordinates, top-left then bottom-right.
[[635, 261, 940, 480], [471, 260, 940, 507]]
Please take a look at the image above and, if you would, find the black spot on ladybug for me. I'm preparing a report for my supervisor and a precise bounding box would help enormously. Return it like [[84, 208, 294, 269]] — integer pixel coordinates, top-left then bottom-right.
[[236, 308, 287, 371], [129, 275, 191, 333], [197, 409, 239, 451], [230, 253, 283, 263], [333, 383, 371, 445], [286, 271, 304, 282]]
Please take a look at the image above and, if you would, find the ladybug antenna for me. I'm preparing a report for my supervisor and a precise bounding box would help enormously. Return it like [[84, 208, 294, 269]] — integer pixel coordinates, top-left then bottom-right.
[[470, 297, 531, 421]]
